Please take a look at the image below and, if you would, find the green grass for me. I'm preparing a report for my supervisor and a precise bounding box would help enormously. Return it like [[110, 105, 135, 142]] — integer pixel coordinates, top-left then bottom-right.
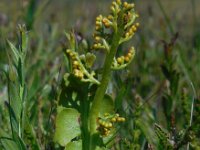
[[0, 0, 200, 149]]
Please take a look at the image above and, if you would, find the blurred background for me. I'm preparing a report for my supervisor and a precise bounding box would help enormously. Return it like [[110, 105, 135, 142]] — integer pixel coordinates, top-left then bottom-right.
[[1, 0, 200, 65], [0, 0, 200, 37], [0, 0, 200, 149], [1, 0, 199, 98]]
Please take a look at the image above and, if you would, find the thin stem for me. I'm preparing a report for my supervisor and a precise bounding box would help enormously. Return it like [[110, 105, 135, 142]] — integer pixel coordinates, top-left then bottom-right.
[[187, 82, 197, 150], [89, 11, 124, 149], [81, 97, 90, 150], [176, 51, 197, 150], [189, 82, 196, 126], [74, 53, 100, 85]]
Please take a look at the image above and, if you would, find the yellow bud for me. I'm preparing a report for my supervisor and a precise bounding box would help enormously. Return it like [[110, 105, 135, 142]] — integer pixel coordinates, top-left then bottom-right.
[[96, 15, 102, 21], [110, 6, 115, 12], [104, 123, 110, 128], [112, 1, 117, 6], [107, 123, 113, 128], [125, 32, 130, 37], [74, 69, 79, 73], [116, 0, 121, 5], [125, 56, 130, 62], [111, 117, 116, 122], [98, 119, 103, 124], [116, 117, 121, 122], [66, 49, 71, 53], [74, 73, 79, 77], [108, 15, 113, 20], [97, 43, 101, 47], [96, 17, 100, 21], [129, 48, 135, 54], [78, 72, 84, 78], [117, 57, 123, 64], [123, 2, 128, 8], [102, 18, 108, 24], [104, 23, 110, 28], [99, 15, 103, 19], [73, 61, 78, 66], [101, 121, 106, 127], [74, 70, 79, 77], [95, 36, 101, 41], [130, 25, 135, 30], [117, 117, 125, 122], [120, 117, 125, 122], [93, 44, 98, 49], [129, 29, 133, 34], [127, 52, 132, 57], [69, 52, 74, 57], [129, 3, 134, 8], [136, 22, 140, 27]]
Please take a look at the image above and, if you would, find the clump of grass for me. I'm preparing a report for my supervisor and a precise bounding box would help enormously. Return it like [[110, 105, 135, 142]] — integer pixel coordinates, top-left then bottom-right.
[[0, 0, 200, 150]]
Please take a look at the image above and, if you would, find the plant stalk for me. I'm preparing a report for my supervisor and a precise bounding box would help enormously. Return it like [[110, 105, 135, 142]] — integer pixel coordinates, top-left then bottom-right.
[[89, 11, 124, 149]]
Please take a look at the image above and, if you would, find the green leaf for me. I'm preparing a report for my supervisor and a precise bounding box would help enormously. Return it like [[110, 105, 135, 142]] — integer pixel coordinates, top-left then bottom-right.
[[7, 40, 20, 65], [99, 94, 114, 117], [7, 80, 22, 122], [161, 64, 170, 80], [64, 140, 82, 150], [85, 53, 96, 68], [5, 102, 19, 134], [0, 129, 18, 150], [63, 73, 70, 86], [12, 132, 27, 150], [54, 107, 81, 146], [95, 146, 109, 150], [23, 115, 41, 150], [8, 65, 17, 82], [0, 130, 26, 150], [154, 124, 173, 149], [25, 0, 37, 29], [115, 84, 129, 111], [60, 73, 91, 109], [0, 138, 18, 150], [20, 25, 28, 55]]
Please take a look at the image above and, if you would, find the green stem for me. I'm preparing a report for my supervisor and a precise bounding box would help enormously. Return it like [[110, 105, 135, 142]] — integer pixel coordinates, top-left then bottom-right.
[[81, 95, 90, 150], [89, 12, 124, 149]]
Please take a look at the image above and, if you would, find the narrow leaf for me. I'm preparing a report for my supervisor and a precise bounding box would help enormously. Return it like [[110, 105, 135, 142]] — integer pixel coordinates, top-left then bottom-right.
[[7, 40, 20, 65]]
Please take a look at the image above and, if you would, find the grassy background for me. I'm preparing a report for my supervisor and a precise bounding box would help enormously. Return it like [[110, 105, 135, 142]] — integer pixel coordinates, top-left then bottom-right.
[[0, 0, 200, 149]]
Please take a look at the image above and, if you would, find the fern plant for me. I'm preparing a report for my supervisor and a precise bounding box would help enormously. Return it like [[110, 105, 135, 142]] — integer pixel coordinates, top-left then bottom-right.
[[54, 0, 139, 149]]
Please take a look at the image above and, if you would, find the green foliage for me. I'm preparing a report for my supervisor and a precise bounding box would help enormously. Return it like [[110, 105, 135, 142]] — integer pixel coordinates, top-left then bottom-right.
[[0, 0, 200, 150], [99, 95, 114, 117], [54, 107, 80, 146], [65, 140, 82, 150]]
